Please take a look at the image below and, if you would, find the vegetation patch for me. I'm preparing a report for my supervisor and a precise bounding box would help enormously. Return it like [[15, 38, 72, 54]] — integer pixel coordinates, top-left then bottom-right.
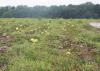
[[0, 19, 100, 71]]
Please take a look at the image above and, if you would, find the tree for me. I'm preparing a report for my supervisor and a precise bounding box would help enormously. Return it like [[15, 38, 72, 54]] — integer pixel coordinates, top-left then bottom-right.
[[0, 2, 100, 18]]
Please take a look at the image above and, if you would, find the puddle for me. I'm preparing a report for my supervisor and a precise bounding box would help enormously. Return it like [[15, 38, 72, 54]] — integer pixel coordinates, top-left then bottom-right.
[[89, 22, 100, 28]]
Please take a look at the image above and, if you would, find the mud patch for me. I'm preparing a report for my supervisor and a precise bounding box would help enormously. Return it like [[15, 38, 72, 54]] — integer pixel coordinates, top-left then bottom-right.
[[0, 35, 13, 70], [0, 35, 13, 42], [0, 35, 13, 52], [0, 46, 11, 53]]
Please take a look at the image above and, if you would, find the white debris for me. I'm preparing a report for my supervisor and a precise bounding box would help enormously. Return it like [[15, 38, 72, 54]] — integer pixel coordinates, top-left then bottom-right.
[[89, 22, 100, 28]]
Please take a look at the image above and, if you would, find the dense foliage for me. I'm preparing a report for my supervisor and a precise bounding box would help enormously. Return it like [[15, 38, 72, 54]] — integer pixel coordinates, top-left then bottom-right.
[[0, 2, 100, 18]]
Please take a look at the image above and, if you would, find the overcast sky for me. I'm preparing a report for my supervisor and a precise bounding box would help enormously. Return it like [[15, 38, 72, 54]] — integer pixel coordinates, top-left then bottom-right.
[[0, 0, 100, 6]]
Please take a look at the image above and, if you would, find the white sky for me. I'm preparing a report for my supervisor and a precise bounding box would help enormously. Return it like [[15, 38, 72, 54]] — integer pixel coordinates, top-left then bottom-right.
[[0, 0, 100, 6]]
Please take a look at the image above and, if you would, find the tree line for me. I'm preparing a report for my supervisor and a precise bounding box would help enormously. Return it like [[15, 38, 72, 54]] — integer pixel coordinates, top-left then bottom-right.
[[0, 2, 100, 18]]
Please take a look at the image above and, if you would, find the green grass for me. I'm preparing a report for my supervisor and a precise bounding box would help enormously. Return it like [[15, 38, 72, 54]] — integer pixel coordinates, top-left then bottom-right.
[[0, 18, 100, 71]]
